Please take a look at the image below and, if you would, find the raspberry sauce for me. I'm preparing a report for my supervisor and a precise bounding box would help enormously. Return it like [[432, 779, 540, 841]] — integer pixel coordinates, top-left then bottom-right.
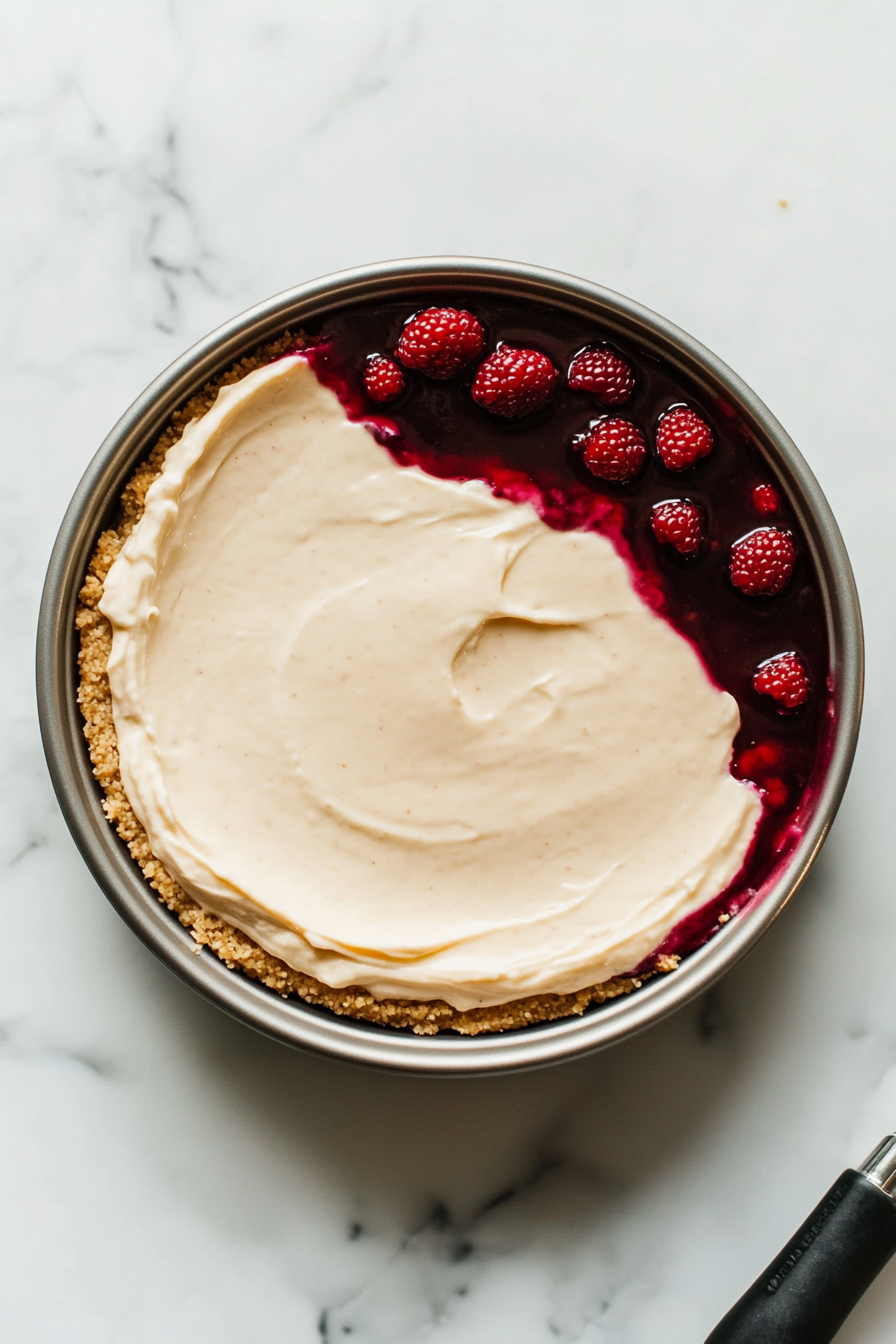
[[296, 294, 832, 974]]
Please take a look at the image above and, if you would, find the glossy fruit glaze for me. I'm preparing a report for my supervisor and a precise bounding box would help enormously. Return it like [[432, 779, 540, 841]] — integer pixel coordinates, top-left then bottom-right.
[[292, 293, 832, 976]]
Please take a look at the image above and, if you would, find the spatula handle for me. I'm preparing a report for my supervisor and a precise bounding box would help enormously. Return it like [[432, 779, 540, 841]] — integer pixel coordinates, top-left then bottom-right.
[[706, 1138, 896, 1344]]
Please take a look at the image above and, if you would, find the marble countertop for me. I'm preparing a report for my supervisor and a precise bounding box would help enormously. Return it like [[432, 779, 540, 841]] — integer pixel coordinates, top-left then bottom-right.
[[4, 1, 896, 1339]]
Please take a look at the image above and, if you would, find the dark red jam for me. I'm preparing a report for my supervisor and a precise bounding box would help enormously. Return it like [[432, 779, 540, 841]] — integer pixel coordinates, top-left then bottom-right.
[[291, 294, 832, 975]]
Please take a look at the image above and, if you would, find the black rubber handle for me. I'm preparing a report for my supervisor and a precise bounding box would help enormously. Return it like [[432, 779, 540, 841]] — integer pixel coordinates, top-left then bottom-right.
[[706, 1169, 896, 1343]]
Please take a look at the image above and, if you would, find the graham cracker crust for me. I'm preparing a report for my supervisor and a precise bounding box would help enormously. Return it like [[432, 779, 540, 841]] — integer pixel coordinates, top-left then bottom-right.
[[76, 334, 677, 1035]]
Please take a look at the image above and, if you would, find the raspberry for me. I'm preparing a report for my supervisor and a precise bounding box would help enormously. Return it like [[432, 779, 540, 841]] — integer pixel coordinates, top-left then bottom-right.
[[762, 778, 790, 809], [730, 528, 795, 596], [735, 741, 784, 777], [656, 406, 714, 471], [577, 417, 647, 483], [364, 354, 405, 403], [752, 483, 781, 515], [651, 499, 704, 555], [471, 345, 558, 418], [753, 653, 810, 711], [395, 307, 485, 379], [568, 346, 634, 405], [733, 740, 790, 808]]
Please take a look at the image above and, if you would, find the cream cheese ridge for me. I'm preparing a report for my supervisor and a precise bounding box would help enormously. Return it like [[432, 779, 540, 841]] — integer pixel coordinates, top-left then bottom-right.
[[98, 356, 761, 1010]]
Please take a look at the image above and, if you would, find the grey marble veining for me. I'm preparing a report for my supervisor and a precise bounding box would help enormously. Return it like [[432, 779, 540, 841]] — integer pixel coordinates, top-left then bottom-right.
[[4, 1, 896, 1339]]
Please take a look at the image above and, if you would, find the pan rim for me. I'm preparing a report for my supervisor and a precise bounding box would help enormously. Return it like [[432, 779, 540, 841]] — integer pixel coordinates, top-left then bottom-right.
[[35, 255, 863, 1075]]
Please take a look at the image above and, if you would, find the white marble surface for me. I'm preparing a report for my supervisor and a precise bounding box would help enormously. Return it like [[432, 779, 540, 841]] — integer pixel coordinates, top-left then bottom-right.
[[3, 1, 896, 1339]]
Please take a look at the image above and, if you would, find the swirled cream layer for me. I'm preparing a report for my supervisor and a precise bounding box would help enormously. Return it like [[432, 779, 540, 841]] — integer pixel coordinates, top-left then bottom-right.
[[99, 356, 761, 1009]]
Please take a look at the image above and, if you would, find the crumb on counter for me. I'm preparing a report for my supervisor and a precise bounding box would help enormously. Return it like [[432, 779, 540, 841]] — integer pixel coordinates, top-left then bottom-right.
[[76, 332, 678, 1036]]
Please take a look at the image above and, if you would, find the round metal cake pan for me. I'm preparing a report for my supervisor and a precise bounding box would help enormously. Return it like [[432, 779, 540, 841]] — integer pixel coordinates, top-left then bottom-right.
[[36, 257, 863, 1075]]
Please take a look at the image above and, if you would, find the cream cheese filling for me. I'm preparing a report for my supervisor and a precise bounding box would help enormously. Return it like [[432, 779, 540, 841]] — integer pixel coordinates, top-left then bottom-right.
[[99, 356, 761, 1010]]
